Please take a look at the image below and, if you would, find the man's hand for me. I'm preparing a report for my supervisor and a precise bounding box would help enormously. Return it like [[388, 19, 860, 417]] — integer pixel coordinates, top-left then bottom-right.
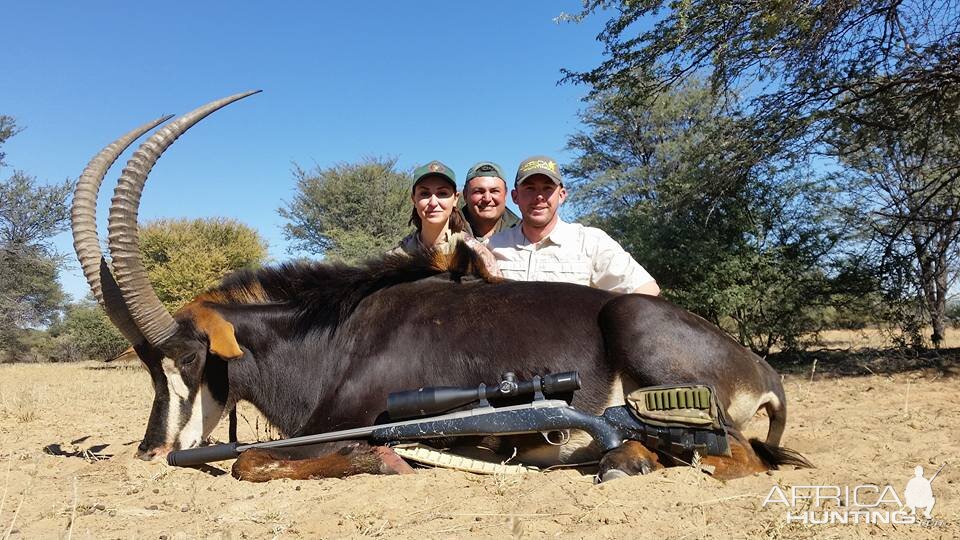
[[633, 280, 661, 296]]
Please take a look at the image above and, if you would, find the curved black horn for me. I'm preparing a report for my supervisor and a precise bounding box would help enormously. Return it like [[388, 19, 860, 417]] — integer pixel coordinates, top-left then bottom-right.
[[72, 115, 174, 345], [107, 90, 261, 347]]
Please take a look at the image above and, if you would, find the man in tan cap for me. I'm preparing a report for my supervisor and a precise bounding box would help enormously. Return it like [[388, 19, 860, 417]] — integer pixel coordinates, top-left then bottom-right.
[[487, 155, 659, 295]]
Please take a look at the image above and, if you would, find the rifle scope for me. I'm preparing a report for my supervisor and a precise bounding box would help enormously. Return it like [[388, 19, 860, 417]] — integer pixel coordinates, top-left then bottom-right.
[[387, 371, 580, 420]]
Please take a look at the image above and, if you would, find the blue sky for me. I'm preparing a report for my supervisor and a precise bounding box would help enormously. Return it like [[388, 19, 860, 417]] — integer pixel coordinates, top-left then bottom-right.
[[2, 2, 614, 301]]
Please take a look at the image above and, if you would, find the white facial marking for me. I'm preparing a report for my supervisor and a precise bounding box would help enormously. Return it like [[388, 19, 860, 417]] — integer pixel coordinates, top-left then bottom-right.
[[177, 383, 224, 450], [159, 357, 223, 450], [161, 358, 187, 446]]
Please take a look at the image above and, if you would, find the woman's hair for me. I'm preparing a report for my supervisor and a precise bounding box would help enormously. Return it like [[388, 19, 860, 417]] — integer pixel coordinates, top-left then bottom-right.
[[409, 205, 466, 233]]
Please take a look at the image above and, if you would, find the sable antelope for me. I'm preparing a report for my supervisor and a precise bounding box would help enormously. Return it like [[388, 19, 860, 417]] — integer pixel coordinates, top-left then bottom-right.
[[72, 91, 809, 480]]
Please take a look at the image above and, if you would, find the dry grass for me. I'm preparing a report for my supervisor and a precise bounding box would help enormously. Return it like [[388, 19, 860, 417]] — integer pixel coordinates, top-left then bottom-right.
[[0, 459, 9, 531], [0, 387, 43, 423], [1, 466, 30, 540], [236, 406, 281, 443], [66, 477, 77, 540], [814, 326, 960, 350]]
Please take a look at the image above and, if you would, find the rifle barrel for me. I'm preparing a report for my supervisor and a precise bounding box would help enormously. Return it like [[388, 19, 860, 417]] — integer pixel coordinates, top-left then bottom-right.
[[168, 400, 574, 466], [929, 462, 947, 484]]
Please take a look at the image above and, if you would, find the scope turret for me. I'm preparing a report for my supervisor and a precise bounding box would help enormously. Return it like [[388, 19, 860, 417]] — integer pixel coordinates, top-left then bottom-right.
[[387, 371, 580, 420]]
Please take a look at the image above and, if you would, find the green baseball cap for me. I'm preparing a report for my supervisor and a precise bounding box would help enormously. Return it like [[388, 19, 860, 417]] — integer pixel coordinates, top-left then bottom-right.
[[515, 155, 562, 186], [465, 161, 505, 184], [413, 160, 456, 188]]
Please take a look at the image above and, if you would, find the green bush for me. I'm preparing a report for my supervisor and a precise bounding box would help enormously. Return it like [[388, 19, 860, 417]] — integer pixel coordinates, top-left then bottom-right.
[[56, 299, 128, 361], [138, 217, 269, 313]]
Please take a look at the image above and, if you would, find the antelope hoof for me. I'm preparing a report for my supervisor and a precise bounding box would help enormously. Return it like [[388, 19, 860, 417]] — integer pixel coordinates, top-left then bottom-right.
[[597, 440, 663, 482], [596, 468, 630, 483]]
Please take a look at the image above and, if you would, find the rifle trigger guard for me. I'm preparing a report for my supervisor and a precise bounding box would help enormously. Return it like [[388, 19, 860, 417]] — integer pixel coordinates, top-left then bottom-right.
[[542, 429, 570, 446]]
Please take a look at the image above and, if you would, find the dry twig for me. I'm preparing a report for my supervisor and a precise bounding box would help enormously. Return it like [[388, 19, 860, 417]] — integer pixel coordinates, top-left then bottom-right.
[[67, 477, 78, 540], [2, 480, 29, 540], [0, 458, 10, 523]]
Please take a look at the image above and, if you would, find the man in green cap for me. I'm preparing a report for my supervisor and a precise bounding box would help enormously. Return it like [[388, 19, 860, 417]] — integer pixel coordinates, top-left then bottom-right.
[[460, 161, 519, 242], [488, 155, 659, 295]]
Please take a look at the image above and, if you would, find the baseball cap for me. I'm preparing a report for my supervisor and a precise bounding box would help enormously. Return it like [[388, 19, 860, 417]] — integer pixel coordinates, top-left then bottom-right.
[[515, 155, 562, 186], [413, 160, 456, 188], [465, 161, 505, 183]]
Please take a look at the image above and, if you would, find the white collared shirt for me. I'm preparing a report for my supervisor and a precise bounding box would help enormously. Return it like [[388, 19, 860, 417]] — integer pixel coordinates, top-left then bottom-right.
[[487, 219, 655, 293]]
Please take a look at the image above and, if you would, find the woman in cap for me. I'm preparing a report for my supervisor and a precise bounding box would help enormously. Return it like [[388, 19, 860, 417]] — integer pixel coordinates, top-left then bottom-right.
[[390, 160, 500, 275]]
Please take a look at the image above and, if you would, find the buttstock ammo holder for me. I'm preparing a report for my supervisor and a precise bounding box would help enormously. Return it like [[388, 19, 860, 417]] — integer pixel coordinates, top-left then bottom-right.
[[627, 385, 724, 430]]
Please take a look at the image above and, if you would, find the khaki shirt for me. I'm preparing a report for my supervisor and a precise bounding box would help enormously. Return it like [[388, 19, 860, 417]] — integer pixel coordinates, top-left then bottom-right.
[[487, 219, 655, 293], [389, 229, 467, 257], [388, 229, 502, 277]]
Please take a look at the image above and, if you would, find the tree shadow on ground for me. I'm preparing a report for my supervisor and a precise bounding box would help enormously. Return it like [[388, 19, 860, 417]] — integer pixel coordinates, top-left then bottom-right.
[[767, 347, 960, 378], [43, 435, 113, 460]]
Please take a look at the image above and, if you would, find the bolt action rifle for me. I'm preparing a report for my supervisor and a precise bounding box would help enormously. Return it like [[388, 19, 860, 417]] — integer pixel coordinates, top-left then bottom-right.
[[167, 371, 731, 467]]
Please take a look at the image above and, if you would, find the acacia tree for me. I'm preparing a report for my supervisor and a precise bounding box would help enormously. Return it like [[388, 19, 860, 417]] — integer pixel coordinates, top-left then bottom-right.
[[562, 1, 960, 198], [0, 115, 20, 166], [566, 78, 841, 353], [563, 1, 960, 349], [0, 118, 72, 353], [832, 100, 960, 347], [279, 157, 411, 263]]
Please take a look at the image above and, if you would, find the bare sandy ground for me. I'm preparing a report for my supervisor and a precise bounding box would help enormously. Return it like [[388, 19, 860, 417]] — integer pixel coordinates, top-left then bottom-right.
[[1, 356, 958, 539]]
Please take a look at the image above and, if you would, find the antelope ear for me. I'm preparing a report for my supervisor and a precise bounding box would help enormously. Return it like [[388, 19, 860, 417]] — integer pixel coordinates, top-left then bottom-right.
[[207, 320, 244, 360], [190, 305, 244, 360]]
